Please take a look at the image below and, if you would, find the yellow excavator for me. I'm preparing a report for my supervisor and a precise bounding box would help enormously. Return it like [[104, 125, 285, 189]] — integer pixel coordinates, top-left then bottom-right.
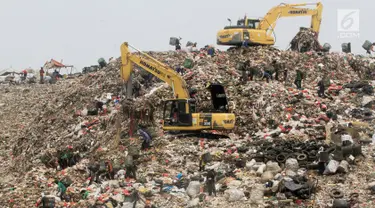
[[120, 42, 236, 132], [217, 2, 323, 46]]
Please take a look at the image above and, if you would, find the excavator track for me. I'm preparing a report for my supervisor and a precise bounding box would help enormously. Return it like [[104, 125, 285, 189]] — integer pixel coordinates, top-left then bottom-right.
[[168, 131, 230, 140]]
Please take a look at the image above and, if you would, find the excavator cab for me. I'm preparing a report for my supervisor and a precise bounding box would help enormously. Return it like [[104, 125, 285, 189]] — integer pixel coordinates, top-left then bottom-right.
[[163, 99, 194, 127], [163, 84, 231, 130]]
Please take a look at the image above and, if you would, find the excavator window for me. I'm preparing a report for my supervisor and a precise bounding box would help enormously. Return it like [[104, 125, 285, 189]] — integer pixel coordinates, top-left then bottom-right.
[[247, 19, 260, 29], [225, 19, 259, 29], [237, 19, 245, 26], [163, 100, 192, 126], [207, 84, 229, 113]]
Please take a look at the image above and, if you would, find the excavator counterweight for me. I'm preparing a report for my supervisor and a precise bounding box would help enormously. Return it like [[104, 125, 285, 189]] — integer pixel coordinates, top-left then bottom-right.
[[217, 2, 323, 46]]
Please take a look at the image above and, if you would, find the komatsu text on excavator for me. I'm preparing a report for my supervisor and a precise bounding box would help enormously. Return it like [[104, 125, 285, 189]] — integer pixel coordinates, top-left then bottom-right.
[[120, 42, 236, 132], [217, 2, 323, 46]]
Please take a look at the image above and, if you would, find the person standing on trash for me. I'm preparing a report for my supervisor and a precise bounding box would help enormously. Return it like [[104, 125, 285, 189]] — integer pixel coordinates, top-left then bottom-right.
[[317, 76, 326, 98], [175, 38, 181, 51], [294, 69, 304, 89], [176, 65, 185, 76], [237, 60, 247, 83], [206, 168, 217, 196], [243, 59, 251, 79], [207, 46, 215, 57], [125, 155, 137, 180], [248, 61, 257, 81], [39, 67, 45, 84], [272, 59, 282, 81], [283, 62, 288, 82], [22, 69, 27, 81], [242, 36, 249, 47]]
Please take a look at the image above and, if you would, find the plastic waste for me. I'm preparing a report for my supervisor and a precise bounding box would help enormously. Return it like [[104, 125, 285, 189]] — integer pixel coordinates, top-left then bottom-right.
[[224, 189, 245, 202]]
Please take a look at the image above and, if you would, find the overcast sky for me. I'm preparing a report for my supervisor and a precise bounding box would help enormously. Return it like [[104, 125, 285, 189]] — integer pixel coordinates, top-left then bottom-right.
[[0, 0, 371, 72]]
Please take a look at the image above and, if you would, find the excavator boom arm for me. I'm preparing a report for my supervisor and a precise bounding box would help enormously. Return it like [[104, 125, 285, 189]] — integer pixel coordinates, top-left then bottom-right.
[[259, 2, 323, 36], [120, 42, 190, 99]]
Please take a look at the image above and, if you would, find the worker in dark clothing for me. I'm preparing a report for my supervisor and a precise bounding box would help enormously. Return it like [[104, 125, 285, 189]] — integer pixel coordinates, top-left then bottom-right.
[[317, 78, 326, 98], [283, 66, 288, 82], [138, 128, 152, 150], [243, 59, 251, 81], [95, 101, 104, 111], [125, 155, 137, 180], [248, 63, 256, 81], [294, 69, 304, 89], [175, 44, 181, 50], [199, 152, 212, 171], [206, 169, 216, 196], [261, 68, 272, 83], [237, 60, 248, 83], [273, 60, 282, 81], [175, 66, 185, 75], [207, 46, 215, 57], [175, 38, 181, 51], [130, 189, 140, 208], [133, 80, 141, 98]]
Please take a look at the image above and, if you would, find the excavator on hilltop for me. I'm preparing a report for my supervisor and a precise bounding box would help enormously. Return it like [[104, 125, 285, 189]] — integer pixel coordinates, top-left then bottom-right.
[[120, 42, 236, 133], [217, 2, 323, 46]]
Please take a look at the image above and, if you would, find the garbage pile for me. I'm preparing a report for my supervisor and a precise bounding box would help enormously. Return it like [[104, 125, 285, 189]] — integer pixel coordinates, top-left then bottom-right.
[[289, 28, 322, 52], [1, 42, 375, 207]]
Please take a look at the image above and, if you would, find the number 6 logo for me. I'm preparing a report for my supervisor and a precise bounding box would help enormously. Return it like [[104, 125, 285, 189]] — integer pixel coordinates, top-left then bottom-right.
[[337, 9, 359, 32], [341, 11, 356, 30]]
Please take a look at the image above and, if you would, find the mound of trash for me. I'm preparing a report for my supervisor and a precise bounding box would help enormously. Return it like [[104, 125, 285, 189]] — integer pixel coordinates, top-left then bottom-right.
[[1, 45, 375, 207], [289, 28, 323, 52]]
